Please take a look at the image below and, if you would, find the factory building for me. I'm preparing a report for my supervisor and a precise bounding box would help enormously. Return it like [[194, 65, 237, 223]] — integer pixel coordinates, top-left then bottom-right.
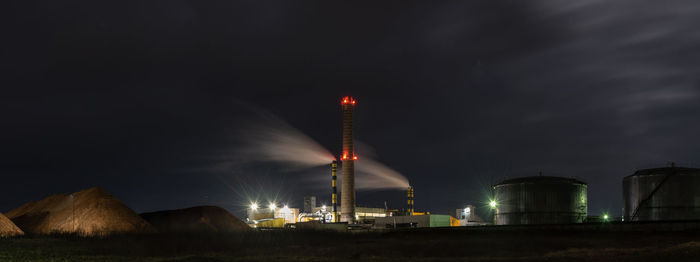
[[353, 207, 387, 223], [316, 205, 386, 223], [454, 205, 486, 226], [303, 196, 316, 213], [455, 205, 476, 221], [493, 175, 587, 225], [247, 206, 299, 227], [374, 214, 455, 228], [623, 165, 700, 221], [259, 194, 387, 225], [276, 207, 299, 224]]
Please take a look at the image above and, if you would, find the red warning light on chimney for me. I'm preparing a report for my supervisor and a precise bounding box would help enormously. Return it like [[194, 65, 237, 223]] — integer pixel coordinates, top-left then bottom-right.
[[341, 96, 356, 105], [340, 152, 357, 161]]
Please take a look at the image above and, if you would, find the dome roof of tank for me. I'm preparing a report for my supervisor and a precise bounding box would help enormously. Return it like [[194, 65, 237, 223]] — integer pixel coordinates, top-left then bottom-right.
[[494, 176, 586, 186], [625, 166, 700, 179]]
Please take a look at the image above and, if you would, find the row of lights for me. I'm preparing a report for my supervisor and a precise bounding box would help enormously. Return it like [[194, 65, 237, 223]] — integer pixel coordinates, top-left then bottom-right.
[[250, 202, 290, 211], [254, 199, 609, 221], [250, 202, 329, 211]]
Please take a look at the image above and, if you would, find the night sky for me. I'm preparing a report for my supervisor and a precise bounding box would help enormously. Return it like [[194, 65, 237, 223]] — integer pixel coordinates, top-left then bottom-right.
[[3, 1, 700, 219]]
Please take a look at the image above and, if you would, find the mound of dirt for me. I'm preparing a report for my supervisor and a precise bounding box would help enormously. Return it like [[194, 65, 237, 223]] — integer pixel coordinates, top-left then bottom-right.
[[6, 187, 154, 235], [0, 213, 23, 237], [141, 206, 250, 233]]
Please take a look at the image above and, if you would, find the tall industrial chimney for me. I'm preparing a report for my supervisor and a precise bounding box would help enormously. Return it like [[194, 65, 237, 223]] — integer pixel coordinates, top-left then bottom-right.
[[340, 96, 357, 223]]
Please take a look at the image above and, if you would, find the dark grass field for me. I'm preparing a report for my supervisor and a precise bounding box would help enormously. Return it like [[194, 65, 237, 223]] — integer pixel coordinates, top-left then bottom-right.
[[1, 228, 700, 261]]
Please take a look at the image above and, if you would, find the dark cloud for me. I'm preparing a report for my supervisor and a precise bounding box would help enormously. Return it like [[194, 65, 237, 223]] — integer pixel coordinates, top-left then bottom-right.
[[1, 1, 699, 219]]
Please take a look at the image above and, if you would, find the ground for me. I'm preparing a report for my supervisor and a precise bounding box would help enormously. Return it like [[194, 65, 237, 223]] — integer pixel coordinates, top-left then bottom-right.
[[1, 228, 699, 261]]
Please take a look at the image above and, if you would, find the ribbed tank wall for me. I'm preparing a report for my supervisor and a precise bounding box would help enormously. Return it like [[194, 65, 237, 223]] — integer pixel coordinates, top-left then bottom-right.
[[623, 167, 700, 221], [494, 177, 587, 225]]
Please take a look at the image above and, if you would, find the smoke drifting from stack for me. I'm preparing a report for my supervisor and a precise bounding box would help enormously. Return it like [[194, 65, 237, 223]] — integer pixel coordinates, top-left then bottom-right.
[[355, 157, 410, 189], [299, 143, 410, 190], [354, 142, 410, 190], [226, 106, 408, 193], [235, 113, 335, 168]]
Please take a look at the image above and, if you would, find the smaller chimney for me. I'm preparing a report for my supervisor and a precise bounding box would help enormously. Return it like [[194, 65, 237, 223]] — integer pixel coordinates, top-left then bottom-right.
[[407, 186, 414, 215], [331, 160, 339, 222]]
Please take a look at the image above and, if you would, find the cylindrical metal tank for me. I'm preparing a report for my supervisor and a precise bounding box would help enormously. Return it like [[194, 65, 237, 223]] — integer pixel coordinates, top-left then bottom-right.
[[493, 176, 587, 225], [623, 166, 700, 221]]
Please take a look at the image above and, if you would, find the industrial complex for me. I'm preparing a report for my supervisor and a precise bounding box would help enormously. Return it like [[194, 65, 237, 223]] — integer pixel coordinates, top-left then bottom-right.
[[243, 97, 450, 229], [239, 97, 700, 231], [2, 95, 699, 239]]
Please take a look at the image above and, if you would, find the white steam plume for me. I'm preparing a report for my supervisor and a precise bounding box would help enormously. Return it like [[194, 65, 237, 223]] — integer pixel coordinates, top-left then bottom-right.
[[354, 142, 410, 190], [228, 107, 409, 191], [235, 112, 335, 168]]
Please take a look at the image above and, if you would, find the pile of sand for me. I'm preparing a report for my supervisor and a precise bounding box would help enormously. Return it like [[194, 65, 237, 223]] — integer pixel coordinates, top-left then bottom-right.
[[0, 213, 23, 237], [6, 187, 154, 235], [141, 206, 250, 233]]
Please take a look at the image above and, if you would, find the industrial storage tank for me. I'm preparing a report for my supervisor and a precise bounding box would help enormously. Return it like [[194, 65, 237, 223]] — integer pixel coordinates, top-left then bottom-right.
[[493, 176, 587, 225], [623, 165, 700, 221]]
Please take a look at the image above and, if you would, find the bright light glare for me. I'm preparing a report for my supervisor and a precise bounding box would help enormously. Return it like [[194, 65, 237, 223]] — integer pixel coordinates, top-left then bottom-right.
[[250, 203, 258, 210], [269, 203, 276, 210], [489, 200, 497, 208], [603, 214, 609, 221]]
